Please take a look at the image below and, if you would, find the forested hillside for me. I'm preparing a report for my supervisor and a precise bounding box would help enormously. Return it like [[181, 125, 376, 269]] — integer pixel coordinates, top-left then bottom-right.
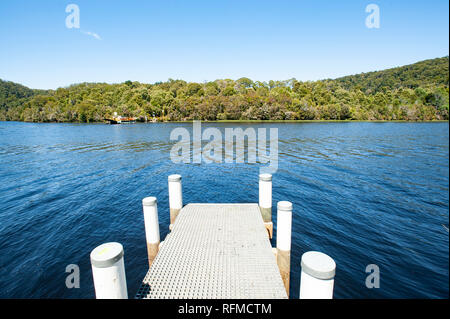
[[333, 57, 449, 92], [0, 57, 448, 122]]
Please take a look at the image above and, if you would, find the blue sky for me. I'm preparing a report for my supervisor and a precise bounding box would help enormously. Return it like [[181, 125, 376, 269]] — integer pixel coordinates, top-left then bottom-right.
[[0, 0, 448, 89]]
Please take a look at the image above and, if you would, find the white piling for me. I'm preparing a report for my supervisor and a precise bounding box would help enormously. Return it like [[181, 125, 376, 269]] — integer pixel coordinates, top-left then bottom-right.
[[276, 201, 292, 297], [142, 196, 160, 268], [168, 174, 183, 227], [259, 173, 273, 238], [300, 251, 336, 299], [90, 242, 128, 299]]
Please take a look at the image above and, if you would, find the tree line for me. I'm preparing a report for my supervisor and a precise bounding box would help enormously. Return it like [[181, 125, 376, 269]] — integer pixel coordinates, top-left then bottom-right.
[[0, 57, 448, 123]]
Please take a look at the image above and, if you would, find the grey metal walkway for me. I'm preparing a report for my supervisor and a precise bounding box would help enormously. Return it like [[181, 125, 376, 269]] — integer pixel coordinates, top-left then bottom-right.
[[136, 203, 288, 299]]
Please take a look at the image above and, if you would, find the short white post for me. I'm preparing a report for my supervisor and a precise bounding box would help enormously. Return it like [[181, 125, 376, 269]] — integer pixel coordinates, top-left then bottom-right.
[[168, 174, 183, 228], [276, 201, 292, 297], [90, 242, 128, 299], [142, 196, 160, 268], [300, 251, 336, 299], [259, 173, 273, 238]]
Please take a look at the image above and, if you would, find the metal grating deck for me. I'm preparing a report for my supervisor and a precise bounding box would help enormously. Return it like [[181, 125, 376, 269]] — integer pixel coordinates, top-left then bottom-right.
[[136, 203, 288, 299]]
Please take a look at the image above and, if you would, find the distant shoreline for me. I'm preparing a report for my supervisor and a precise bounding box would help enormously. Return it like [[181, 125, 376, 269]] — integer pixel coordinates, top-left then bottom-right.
[[1, 120, 448, 124]]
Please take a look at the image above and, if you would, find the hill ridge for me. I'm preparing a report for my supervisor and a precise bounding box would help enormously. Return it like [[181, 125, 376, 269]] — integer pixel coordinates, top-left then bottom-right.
[[1, 56, 448, 122]]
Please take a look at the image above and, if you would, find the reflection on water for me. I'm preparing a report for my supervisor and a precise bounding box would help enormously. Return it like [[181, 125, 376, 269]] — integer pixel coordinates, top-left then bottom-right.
[[0, 121, 448, 298]]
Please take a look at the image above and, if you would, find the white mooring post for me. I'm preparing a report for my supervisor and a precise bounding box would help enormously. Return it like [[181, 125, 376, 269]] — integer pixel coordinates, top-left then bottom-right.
[[300, 251, 336, 299], [168, 174, 183, 228], [142, 196, 160, 268], [259, 174, 273, 238], [90, 242, 128, 299], [276, 201, 292, 297]]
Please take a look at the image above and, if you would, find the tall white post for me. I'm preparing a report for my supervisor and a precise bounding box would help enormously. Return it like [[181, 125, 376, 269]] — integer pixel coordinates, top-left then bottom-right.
[[259, 173, 273, 238], [300, 251, 336, 299], [90, 242, 128, 299], [276, 201, 292, 297], [142, 196, 160, 268], [168, 174, 183, 228]]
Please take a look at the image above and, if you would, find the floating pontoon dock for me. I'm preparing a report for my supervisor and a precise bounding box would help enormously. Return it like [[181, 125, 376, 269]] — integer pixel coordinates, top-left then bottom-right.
[[136, 203, 287, 299], [89, 174, 337, 299]]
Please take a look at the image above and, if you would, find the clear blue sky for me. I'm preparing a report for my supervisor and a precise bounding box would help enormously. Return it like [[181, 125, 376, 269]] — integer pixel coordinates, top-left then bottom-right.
[[0, 0, 448, 89]]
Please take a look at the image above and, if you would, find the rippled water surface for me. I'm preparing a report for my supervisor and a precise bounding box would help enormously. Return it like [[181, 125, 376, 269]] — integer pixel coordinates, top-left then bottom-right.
[[0, 121, 448, 298]]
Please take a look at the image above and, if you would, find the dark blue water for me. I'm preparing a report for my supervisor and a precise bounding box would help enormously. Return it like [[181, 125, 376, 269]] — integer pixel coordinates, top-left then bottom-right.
[[0, 121, 448, 298]]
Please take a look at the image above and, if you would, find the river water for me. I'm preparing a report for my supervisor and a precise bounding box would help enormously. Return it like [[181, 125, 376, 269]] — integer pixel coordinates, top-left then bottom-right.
[[0, 121, 448, 298]]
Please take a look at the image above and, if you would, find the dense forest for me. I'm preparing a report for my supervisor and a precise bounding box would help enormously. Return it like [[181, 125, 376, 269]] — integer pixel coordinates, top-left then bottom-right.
[[0, 57, 448, 122]]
